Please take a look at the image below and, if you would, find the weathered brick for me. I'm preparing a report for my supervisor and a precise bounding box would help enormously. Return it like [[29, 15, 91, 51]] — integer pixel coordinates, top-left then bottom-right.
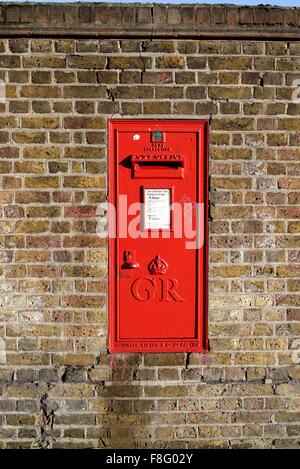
[[22, 116, 60, 129], [31, 71, 52, 84], [9, 39, 29, 53], [31, 39, 52, 53], [16, 220, 49, 234], [175, 71, 195, 84], [120, 70, 141, 84], [32, 101, 51, 113], [212, 118, 254, 131], [15, 191, 50, 204], [68, 55, 106, 69], [9, 102, 28, 114], [110, 86, 153, 100], [209, 57, 252, 70], [186, 57, 206, 69], [108, 56, 151, 70], [34, 5, 49, 23], [22, 56, 65, 68], [96, 71, 118, 84], [155, 86, 183, 99], [167, 7, 181, 25], [20, 85, 60, 98], [196, 102, 218, 115], [24, 176, 59, 189], [64, 116, 105, 129], [174, 102, 195, 115], [0, 6, 298, 450], [121, 102, 142, 115], [0, 56, 20, 68], [211, 177, 252, 189], [64, 85, 106, 99], [219, 72, 239, 84], [278, 178, 300, 190], [212, 266, 251, 278], [186, 86, 206, 99], [156, 55, 185, 69], [209, 87, 252, 100], [143, 102, 172, 114], [63, 176, 105, 189], [239, 7, 253, 25]]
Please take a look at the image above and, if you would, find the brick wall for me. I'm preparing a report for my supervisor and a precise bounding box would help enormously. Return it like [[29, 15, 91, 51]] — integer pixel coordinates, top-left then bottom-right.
[[0, 3, 300, 449]]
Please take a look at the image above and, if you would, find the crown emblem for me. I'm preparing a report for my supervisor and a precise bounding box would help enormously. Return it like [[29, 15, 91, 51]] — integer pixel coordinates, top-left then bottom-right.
[[148, 255, 168, 275]]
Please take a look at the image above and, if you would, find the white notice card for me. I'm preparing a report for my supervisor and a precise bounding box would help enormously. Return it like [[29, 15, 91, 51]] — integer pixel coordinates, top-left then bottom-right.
[[144, 189, 171, 230]]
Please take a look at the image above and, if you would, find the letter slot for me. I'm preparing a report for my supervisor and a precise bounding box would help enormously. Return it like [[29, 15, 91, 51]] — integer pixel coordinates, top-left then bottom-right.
[[131, 155, 184, 179]]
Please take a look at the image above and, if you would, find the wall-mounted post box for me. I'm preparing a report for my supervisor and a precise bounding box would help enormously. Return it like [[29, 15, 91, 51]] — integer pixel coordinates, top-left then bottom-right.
[[108, 120, 208, 353]]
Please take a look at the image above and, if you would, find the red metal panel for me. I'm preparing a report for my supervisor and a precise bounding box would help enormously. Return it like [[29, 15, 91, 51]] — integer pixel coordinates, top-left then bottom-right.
[[108, 120, 208, 353]]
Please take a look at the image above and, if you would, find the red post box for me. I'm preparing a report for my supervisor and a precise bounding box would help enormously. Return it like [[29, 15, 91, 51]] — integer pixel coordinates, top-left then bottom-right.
[[108, 120, 208, 353]]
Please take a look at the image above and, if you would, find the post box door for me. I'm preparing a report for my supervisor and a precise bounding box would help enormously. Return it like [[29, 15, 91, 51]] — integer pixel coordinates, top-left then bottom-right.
[[108, 120, 208, 353]]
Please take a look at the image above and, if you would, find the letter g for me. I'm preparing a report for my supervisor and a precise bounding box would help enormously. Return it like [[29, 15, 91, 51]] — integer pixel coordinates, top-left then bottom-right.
[[131, 277, 156, 302]]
